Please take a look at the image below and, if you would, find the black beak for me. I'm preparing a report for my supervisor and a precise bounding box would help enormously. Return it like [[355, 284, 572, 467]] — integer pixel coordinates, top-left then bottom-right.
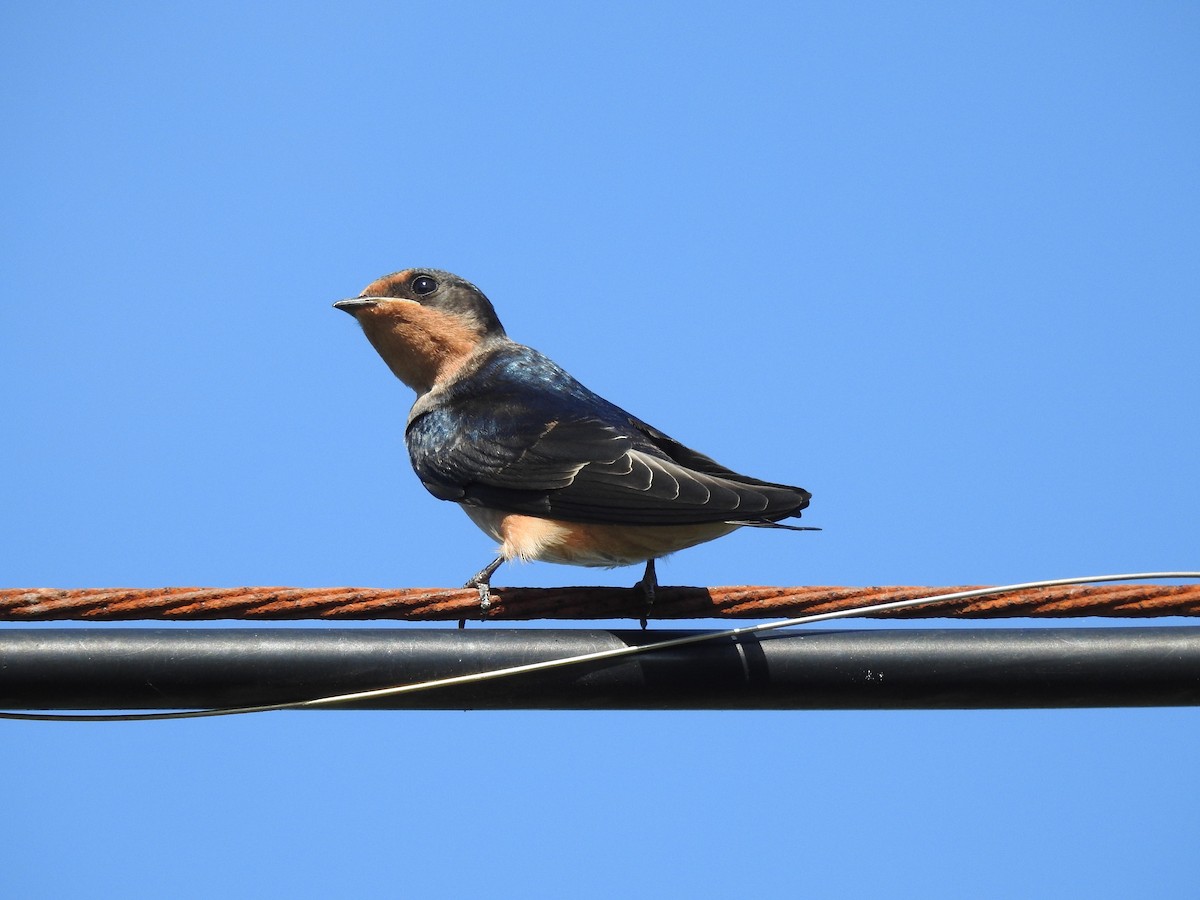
[[333, 298, 379, 315]]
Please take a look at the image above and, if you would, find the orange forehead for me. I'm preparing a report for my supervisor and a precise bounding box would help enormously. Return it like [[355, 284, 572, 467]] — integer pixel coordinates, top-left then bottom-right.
[[360, 269, 414, 298]]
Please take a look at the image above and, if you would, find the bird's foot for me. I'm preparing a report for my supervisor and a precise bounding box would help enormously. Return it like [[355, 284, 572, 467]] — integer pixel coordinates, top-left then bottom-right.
[[459, 578, 490, 629], [635, 559, 658, 630], [462, 556, 504, 627], [472, 580, 493, 611]]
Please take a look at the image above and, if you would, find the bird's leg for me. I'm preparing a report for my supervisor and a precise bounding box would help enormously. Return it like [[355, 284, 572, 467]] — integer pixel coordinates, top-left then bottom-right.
[[635, 558, 658, 630], [465, 555, 504, 611], [459, 556, 504, 628]]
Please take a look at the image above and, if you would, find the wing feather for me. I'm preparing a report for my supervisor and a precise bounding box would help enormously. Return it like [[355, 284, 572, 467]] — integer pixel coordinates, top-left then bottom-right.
[[405, 345, 811, 526]]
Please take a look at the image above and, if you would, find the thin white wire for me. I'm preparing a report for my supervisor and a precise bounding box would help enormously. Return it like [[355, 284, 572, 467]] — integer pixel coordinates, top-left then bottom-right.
[[2, 570, 1197, 722]]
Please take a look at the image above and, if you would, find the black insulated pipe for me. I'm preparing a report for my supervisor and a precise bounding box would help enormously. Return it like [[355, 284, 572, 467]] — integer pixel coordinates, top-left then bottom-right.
[[2, 627, 1199, 711]]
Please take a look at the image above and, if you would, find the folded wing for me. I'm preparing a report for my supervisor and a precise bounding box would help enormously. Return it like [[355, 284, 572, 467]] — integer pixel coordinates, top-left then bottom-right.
[[408, 396, 811, 527]]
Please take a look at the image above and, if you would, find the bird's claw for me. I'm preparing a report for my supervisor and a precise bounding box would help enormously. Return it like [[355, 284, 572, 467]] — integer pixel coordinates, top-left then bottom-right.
[[459, 579, 490, 629], [472, 580, 492, 611], [464, 555, 503, 618], [635, 559, 658, 630]]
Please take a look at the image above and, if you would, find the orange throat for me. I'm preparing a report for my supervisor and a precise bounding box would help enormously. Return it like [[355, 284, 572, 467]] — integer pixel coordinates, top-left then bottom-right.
[[355, 303, 484, 393]]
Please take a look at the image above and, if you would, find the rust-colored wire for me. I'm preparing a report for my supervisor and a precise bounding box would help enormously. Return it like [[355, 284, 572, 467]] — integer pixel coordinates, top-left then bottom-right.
[[1, 583, 1198, 621]]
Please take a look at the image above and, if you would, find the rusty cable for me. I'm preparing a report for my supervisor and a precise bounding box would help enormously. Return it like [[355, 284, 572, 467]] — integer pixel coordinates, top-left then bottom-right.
[[2, 581, 1199, 621]]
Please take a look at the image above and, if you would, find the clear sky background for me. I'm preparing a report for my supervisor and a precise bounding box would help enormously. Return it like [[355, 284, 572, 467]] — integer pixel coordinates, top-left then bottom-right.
[[3, 2, 1198, 897]]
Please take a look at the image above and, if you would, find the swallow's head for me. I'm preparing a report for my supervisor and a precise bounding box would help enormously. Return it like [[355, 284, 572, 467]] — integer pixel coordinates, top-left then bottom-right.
[[334, 268, 507, 393]]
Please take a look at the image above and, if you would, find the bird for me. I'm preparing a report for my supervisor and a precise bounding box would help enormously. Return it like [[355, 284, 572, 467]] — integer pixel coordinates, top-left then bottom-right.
[[334, 268, 816, 618]]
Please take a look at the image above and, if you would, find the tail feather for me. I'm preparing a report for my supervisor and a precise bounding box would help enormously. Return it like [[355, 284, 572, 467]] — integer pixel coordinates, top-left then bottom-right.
[[726, 519, 822, 532]]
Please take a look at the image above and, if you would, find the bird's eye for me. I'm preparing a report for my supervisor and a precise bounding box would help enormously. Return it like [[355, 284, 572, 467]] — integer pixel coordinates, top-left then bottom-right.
[[411, 275, 439, 295]]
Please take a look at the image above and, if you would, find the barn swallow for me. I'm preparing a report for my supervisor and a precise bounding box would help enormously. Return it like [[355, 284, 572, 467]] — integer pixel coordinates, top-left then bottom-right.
[[334, 268, 816, 617]]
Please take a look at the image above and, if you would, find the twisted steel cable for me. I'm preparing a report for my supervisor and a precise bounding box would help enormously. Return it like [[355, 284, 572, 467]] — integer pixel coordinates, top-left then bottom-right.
[[2, 582, 1198, 621]]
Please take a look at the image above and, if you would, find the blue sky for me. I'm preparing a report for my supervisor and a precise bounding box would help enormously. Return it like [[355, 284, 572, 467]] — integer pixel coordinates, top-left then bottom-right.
[[3, 2, 1198, 897]]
